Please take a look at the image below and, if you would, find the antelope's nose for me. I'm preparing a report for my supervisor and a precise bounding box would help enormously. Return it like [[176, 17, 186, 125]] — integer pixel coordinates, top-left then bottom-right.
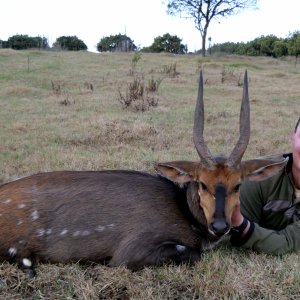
[[210, 220, 230, 237]]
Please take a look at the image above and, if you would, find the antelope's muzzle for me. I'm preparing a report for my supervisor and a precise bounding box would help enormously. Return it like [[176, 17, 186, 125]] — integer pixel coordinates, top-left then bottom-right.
[[209, 184, 230, 237]]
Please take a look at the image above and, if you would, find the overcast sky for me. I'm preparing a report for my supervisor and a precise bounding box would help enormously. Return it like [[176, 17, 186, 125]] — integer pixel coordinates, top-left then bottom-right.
[[1, 0, 299, 52]]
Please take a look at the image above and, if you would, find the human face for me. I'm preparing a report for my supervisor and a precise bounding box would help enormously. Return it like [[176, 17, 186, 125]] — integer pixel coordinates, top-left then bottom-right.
[[292, 123, 300, 173]]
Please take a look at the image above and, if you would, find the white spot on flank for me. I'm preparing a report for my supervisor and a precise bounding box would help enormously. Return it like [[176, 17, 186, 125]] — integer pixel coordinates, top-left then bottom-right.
[[46, 228, 52, 235], [36, 228, 45, 237], [95, 224, 115, 232], [176, 245, 186, 252], [17, 220, 23, 225], [95, 225, 105, 232], [8, 247, 17, 257], [31, 210, 39, 221], [18, 203, 26, 209], [81, 230, 91, 236], [72, 231, 81, 237], [18, 240, 25, 244], [60, 229, 68, 236], [22, 258, 32, 267], [3, 199, 11, 204]]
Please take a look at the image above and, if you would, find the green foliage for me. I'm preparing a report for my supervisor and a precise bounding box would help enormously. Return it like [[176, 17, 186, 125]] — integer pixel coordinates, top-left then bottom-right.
[[210, 34, 296, 58], [166, 0, 257, 56], [0, 40, 9, 48], [248, 35, 279, 56], [143, 33, 187, 54], [97, 34, 137, 52], [6, 35, 49, 50], [53, 36, 87, 51], [130, 52, 142, 75], [273, 40, 289, 57], [208, 42, 242, 55], [288, 31, 300, 59]]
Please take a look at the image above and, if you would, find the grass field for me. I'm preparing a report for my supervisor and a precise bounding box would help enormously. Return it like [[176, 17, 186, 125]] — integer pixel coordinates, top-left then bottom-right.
[[0, 49, 299, 299]]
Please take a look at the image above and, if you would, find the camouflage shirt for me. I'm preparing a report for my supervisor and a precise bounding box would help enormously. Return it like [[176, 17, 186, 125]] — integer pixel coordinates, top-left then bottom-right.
[[234, 153, 300, 254]]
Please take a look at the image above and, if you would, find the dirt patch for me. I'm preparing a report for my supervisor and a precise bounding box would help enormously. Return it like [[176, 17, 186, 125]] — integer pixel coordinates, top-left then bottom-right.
[[64, 120, 170, 151]]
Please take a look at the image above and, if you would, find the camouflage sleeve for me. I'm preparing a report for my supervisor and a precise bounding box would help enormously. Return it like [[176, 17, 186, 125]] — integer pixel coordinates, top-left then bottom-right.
[[239, 178, 264, 224], [241, 222, 300, 254], [235, 179, 300, 254]]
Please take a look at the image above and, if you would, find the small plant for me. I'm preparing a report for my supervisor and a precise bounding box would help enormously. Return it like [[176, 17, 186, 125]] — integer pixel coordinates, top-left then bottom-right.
[[162, 63, 179, 78], [83, 81, 94, 92], [118, 78, 143, 108], [51, 80, 75, 105], [221, 65, 243, 86], [118, 76, 160, 112], [129, 52, 142, 76], [51, 80, 61, 95], [146, 76, 163, 93], [59, 94, 73, 106], [237, 72, 243, 87], [59, 97, 71, 106]]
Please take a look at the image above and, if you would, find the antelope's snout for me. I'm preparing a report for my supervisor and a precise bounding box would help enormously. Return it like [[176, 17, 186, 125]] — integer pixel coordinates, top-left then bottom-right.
[[199, 181, 235, 238], [210, 183, 230, 236], [209, 219, 230, 237]]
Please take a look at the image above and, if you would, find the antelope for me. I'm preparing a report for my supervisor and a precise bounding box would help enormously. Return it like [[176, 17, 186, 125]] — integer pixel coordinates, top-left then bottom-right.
[[0, 71, 287, 277]]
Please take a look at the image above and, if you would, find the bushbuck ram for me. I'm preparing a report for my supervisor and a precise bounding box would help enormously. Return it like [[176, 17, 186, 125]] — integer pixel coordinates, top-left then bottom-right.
[[0, 71, 287, 277]]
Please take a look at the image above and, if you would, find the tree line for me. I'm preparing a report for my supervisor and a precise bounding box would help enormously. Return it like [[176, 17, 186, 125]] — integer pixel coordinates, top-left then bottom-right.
[[0, 1, 260, 57], [0, 35, 88, 51], [0, 33, 187, 54], [1, 32, 300, 61], [209, 32, 300, 59], [2, 2, 297, 58]]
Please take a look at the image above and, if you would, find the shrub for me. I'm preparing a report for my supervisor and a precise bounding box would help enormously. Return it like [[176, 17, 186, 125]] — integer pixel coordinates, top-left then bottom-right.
[[143, 33, 187, 54], [53, 36, 87, 51], [117, 77, 160, 112], [97, 34, 137, 52]]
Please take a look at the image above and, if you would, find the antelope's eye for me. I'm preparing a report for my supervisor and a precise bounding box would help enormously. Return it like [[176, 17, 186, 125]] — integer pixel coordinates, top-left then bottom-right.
[[233, 184, 241, 193], [200, 182, 208, 192]]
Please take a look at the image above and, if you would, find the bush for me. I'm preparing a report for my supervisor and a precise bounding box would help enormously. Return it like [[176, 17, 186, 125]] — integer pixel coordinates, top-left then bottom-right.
[[273, 40, 289, 57], [97, 34, 137, 52], [210, 34, 293, 58], [129, 52, 142, 75], [7, 35, 49, 50], [143, 33, 187, 54], [288, 31, 300, 62], [117, 77, 161, 112], [53, 36, 87, 51]]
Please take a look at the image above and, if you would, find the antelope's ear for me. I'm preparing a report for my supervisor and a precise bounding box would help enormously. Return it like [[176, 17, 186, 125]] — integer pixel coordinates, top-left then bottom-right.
[[241, 155, 289, 181], [154, 161, 199, 183]]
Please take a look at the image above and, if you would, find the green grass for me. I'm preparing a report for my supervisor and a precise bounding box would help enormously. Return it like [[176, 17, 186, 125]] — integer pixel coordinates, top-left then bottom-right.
[[0, 49, 299, 298], [225, 62, 262, 69]]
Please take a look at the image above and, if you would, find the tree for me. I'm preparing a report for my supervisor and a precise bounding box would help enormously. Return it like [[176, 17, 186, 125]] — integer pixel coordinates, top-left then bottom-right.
[[53, 36, 87, 51], [246, 35, 279, 57], [273, 40, 288, 58], [259, 35, 279, 57], [97, 34, 137, 52], [7, 35, 49, 50], [288, 31, 300, 65], [143, 33, 187, 54], [166, 0, 257, 56]]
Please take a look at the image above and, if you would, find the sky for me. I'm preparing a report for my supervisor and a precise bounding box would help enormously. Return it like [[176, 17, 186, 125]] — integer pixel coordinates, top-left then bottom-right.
[[1, 0, 299, 52]]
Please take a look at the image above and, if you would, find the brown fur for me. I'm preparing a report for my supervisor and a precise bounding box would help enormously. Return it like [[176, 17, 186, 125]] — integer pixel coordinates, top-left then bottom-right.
[[0, 170, 215, 273], [0, 158, 287, 275]]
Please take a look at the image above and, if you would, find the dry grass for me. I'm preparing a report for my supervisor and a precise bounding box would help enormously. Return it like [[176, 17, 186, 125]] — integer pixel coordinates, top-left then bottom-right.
[[0, 49, 299, 299]]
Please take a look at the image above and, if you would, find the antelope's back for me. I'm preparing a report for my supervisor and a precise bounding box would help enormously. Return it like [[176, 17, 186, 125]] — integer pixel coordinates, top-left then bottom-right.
[[0, 170, 194, 263]]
